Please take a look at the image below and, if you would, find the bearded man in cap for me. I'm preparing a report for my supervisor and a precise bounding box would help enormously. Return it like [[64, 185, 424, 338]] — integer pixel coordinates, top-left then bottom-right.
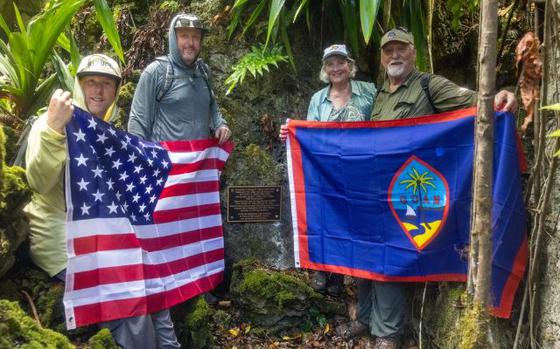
[[355, 27, 517, 349], [25, 54, 181, 349]]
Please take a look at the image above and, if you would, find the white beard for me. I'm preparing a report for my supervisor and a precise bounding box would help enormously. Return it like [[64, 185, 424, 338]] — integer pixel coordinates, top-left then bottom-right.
[[387, 64, 406, 78]]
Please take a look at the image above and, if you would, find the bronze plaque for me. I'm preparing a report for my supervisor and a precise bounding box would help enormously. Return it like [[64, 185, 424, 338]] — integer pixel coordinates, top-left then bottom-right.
[[227, 186, 282, 223]]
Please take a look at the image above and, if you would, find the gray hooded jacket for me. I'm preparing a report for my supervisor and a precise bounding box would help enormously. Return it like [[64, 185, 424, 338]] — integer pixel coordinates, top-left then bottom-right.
[[128, 14, 226, 142]]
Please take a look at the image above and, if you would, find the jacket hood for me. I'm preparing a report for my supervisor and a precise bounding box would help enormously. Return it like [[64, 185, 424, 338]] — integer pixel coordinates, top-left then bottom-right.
[[168, 14, 199, 70]]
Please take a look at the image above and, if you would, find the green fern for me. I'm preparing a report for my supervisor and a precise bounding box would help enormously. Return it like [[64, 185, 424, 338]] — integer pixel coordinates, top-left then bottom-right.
[[225, 45, 288, 95]]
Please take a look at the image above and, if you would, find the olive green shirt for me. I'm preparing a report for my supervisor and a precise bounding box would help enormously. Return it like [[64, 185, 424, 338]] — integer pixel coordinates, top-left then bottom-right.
[[371, 70, 476, 120]]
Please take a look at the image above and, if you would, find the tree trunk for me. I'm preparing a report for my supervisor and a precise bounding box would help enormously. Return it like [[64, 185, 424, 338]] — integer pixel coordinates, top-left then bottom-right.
[[464, 0, 499, 347], [471, 0, 498, 308]]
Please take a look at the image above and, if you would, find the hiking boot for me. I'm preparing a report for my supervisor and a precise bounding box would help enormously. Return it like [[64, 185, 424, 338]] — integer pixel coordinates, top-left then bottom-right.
[[374, 337, 400, 349], [310, 271, 327, 292], [203, 292, 219, 305], [335, 320, 369, 339]]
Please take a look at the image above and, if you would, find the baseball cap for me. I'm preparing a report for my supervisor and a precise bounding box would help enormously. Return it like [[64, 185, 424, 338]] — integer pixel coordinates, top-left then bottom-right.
[[380, 27, 415, 48], [76, 54, 121, 83], [174, 13, 207, 31], [322, 44, 351, 61]]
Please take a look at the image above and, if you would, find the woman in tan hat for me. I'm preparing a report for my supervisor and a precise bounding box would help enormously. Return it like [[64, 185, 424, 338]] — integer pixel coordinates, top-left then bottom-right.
[[280, 43, 377, 338]]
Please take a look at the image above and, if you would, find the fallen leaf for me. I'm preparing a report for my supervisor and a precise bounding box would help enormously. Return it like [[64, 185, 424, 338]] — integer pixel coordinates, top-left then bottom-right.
[[229, 327, 240, 337], [218, 300, 232, 308]]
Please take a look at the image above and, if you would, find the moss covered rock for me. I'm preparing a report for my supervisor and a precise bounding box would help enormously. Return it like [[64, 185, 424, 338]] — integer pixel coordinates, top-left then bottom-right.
[[0, 299, 74, 348], [180, 297, 215, 349], [230, 259, 339, 334], [0, 126, 31, 278], [88, 328, 118, 349]]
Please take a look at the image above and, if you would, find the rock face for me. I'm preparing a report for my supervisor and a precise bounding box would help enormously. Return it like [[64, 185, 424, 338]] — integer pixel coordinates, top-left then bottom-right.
[[184, 0, 321, 270], [0, 300, 74, 349], [0, 127, 31, 279]]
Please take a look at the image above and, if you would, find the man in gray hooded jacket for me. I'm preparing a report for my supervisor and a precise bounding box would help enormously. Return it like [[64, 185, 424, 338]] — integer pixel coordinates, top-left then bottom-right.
[[127, 13, 230, 349], [128, 13, 231, 143]]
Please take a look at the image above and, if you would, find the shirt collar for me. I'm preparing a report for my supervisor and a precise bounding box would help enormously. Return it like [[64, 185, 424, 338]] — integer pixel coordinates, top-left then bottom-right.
[[321, 79, 362, 102]]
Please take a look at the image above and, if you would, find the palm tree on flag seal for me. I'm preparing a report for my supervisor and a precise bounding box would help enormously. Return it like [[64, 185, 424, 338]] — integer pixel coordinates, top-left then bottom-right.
[[400, 167, 436, 230]]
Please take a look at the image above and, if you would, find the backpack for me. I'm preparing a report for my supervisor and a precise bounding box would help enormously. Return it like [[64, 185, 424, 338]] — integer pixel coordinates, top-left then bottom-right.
[[9, 115, 38, 168], [420, 73, 439, 114], [155, 56, 215, 104]]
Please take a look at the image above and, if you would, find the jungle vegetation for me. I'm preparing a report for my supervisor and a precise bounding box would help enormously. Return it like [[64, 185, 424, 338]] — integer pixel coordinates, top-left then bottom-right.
[[0, 1, 559, 348]]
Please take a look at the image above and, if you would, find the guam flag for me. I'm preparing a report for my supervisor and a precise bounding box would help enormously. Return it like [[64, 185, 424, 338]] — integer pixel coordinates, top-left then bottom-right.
[[286, 107, 527, 318]]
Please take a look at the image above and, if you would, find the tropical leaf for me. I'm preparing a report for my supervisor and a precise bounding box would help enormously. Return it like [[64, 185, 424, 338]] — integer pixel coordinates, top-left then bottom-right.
[[93, 0, 124, 63], [540, 103, 560, 111], [265, 0, 286, 47], [241, 0, 267, 38], [0, 12, 11, 36], [52, 51, 74, 91], [279, 9, 295, 70], [232, 0, 251, 9], [360, 0, 381, 44], [57, 33, 71, 52], [26, 73, 59, 118], [225, 44, 288, 95], [69, 32, 82, 76], [27, 0, 84, 80], [339, 0, 360, 57], [0, 0, 122, 122], [402, 0, 427, 71], [293, 0, 309, 23], [13, 3, 27, 34]]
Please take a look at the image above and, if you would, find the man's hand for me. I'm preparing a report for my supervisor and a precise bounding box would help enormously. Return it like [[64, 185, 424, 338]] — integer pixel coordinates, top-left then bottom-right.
[[279, 124, 288, 142], [494, 90, 518, 113], [215, 125, 231, 144], [47, 89, 74, 134]]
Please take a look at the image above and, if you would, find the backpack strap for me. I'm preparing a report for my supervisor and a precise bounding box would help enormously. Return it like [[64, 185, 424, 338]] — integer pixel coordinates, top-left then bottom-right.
[[155, 56, 174, 103], [195, 58, 215, 104], [420, 73, 439, 114], [10, 115, 38, 167]]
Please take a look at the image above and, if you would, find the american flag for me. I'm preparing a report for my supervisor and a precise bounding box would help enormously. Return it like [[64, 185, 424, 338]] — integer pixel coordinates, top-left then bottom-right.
[[63, 108, 233, 329]]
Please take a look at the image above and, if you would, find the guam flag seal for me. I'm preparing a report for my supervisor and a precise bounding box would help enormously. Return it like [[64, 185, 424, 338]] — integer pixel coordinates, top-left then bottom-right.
[[389, 156, 450, 251], [286, 107, 527, 318]]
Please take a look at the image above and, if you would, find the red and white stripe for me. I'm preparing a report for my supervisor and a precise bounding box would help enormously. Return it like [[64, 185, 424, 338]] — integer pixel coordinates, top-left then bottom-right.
[[64, 140, 233, 329]]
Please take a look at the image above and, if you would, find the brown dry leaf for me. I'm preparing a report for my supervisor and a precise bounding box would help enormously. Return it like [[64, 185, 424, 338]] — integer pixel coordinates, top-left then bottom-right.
[[260, 113, 278, 149], [212, 5, 232, 26], [498, 2, 515, 16], [515, 32, 543, 133], [281, 333, 302, 341]]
